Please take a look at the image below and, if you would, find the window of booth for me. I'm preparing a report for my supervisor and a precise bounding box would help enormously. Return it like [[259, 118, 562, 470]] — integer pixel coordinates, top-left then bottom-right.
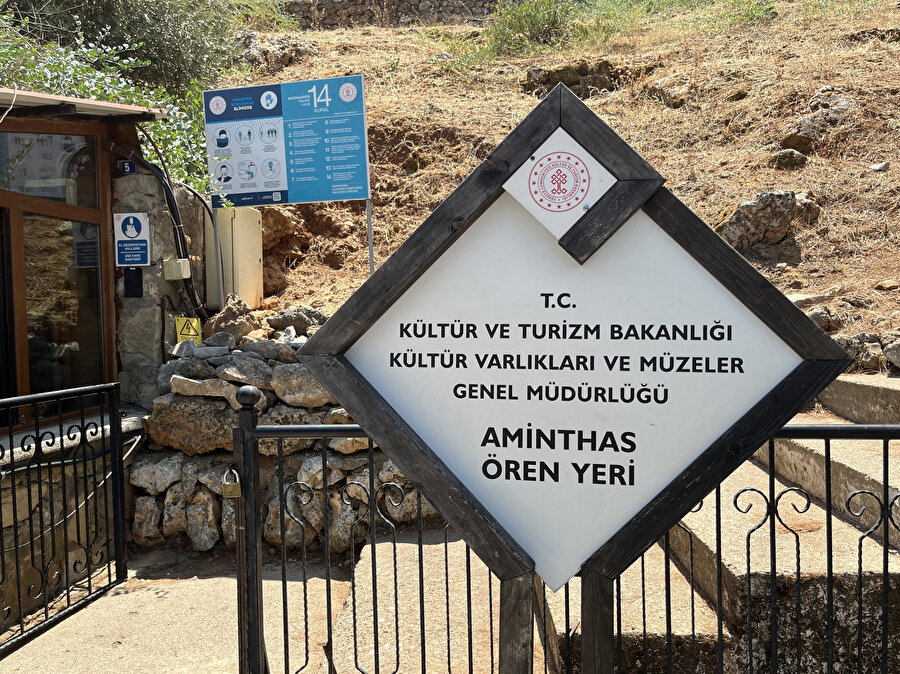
[[0, 132, 98, 208], [0, 119, 114, 409]]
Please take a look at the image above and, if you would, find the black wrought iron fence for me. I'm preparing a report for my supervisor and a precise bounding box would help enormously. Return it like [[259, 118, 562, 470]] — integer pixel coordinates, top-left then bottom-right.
[[231, 387, 898, 673], [0, 384, 129, 658]]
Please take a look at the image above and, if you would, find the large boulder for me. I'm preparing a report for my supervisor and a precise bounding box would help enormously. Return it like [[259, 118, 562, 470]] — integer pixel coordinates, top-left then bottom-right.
[[186, 485, 221, 551], [780, 87, 856, 154], [170, 375, 243, 410], [263, 486, 317, 550], [162, 482, 188, 538], [719, 191, 798, 252], [130, 452, 185, 495], [157, 356, 216, 394], [327, 491, 368, 554], [266, 305, 327, 336], [215, 356, 275, 390], [271, 362, 337, 407], [132, 496, 165, 548], [241, 339, 280, 361], [257, 404, 328, 455], [144, 394, 237, 454], [203, 294, 263, 340]]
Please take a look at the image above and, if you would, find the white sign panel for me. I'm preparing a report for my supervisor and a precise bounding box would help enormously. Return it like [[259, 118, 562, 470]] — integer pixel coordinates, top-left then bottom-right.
[[346, 193, 802, 590]]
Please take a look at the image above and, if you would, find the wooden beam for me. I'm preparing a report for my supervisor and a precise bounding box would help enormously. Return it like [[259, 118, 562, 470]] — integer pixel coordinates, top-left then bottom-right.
[[558, 85, 662, 181], [532, 575, 562, 674], [559, 178, 663, 263], [580, 569, 615, 674], [303, 86, 563, 356], [644, 188, 849, 361], [500, 573, 534, 674]]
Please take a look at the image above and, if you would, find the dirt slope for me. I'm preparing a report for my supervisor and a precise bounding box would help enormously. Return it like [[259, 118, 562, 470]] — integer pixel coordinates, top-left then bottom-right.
[[237, 1, 900, 366]]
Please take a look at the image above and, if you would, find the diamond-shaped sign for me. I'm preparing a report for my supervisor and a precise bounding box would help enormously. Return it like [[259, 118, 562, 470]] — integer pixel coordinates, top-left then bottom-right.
[[300, 85, 850, 590]]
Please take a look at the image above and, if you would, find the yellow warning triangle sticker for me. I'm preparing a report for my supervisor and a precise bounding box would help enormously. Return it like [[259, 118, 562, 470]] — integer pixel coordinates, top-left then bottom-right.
[[175, 316, 202, 345]]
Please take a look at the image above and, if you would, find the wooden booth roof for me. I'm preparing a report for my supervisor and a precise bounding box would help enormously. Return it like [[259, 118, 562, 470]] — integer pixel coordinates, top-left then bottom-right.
[[0, 88, 169, 122]]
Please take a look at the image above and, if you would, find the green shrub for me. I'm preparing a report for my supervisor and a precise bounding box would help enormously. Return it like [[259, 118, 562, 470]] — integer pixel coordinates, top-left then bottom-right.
[[1, 13, 210, 191], [4, 0, 235, 94], [485, 0, 580, 55]]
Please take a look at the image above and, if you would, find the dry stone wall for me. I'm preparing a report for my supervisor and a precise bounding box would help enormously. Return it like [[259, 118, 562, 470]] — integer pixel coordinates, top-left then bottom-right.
[[133, 297, 441, 554], [283, 0, 496, 28]]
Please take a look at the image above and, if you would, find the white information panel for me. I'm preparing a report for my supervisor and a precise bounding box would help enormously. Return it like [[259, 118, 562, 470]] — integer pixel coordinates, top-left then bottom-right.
[[346, 192, 802, 590]]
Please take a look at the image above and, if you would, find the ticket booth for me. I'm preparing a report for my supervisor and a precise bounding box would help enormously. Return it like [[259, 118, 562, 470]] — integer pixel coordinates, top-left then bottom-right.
[[0, 89, 174, 411]]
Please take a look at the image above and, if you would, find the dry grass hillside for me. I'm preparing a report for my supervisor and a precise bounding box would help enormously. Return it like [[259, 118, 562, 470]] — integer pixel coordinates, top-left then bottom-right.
[[238, 0, 900, 367]]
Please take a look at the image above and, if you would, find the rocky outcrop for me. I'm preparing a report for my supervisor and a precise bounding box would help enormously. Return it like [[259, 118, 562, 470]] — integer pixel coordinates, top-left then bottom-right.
[[718, 190, 820, 254], [282, 0, 498, 29], [240, 32, 318, 75], [767, 149, 807, 170], [646, 74, 694, 109], [779, 87, 856, 155], [521, 59, 660, 99]]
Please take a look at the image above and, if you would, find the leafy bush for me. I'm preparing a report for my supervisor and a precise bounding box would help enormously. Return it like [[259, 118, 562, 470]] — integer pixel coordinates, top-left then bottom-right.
[[4, 0, 235, 94], [0, 14, 155, 102], [484, 0, 580, 55], [1, 13, 211, 191]]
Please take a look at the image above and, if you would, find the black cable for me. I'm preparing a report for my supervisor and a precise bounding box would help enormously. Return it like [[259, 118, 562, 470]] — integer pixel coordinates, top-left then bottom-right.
[[107, 142, 210, 323], [177, 180, 216, 227]]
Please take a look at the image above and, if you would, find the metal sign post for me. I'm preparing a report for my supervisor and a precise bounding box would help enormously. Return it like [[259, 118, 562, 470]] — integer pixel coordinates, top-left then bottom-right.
[[299, 85, 850, 671]]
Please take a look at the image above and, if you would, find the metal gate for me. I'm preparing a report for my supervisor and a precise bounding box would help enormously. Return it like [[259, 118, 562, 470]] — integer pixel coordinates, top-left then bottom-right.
[[0, 384, 129, 657], [230, 387, 898, 673]]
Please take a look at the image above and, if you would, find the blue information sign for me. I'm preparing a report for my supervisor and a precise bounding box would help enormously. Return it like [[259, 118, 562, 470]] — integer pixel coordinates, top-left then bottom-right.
[[114, 213, 151, 266], [203, 76, 370, 208]]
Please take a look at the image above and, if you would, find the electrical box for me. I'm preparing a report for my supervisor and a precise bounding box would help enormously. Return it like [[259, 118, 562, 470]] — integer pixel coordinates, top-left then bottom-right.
[[205, 207, 263, 311], [163, 258, 192, 280]]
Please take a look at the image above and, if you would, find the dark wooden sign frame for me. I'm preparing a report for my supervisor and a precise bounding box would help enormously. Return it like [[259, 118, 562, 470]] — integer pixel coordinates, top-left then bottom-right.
[[299, 83, 850, 672]]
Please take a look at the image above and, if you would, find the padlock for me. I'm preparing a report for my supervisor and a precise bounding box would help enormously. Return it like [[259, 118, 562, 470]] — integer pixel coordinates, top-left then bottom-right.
[[222, 468, 241, 499]]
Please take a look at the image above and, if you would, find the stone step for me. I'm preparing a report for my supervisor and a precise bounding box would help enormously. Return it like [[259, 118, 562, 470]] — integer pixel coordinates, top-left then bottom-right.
[[668, 459, 900, 672], [817, 373, 900, 424], [755, 412, 900, 549], [326, 530, 729, 673]]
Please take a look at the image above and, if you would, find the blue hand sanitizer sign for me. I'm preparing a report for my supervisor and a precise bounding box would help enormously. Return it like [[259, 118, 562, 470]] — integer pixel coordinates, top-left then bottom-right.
[[114, 212, 150, 266]]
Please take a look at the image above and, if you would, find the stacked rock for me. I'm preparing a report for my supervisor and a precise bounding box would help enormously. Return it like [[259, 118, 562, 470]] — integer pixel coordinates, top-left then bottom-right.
[[132, 300, 440, 553]]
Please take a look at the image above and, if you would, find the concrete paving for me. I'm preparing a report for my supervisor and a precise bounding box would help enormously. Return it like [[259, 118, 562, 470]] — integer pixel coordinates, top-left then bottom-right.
[[1, 548, 349, 674], [2, 530, 727, 673]]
